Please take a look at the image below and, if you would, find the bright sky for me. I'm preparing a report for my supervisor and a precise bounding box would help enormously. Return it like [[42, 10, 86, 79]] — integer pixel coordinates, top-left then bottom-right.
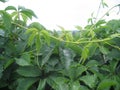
[[0, 0, 120, 30]]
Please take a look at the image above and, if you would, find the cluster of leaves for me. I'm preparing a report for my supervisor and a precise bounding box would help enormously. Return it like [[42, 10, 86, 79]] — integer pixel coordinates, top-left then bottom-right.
[[0, 1, 120, 90]]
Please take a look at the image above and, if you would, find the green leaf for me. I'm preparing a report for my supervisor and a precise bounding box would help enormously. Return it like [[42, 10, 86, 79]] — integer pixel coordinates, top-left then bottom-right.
[[37, 79, 46, 90], [97, 79, 117, 90], [108, 49, 120, 60], [5, 6, 17, 11], [80, 74, 97, 88], [0, 63, 3, 79], [48, 57, 59, 67], [109, 60, 119, 73], [57, 84, 69, 90], [11, 11, 17, 18], [15, 53, 32, 66], [21, 13, 28, 22], [18, 6, 25, 11], [54, 77, 68, 84], [63, 65, 87, 80], [101, 65, 110, 72], [47, 77, 58, 89], [41, 48, 54, 66], [96, 20, 106, 27], [47, 76, 69, 90], [67, 43, 82, 55], [79, 85, 89, 90], [21, 9, 37, 19], [86, 60, 99, 67], [59, 48, 76, 69], [70, 81, 80, 90], [0, 0, 8, 3], [102, 1, 108, 8], [28, 22, 46, 31], [16, 66, 41, 77], [17, 78, 38, 90], [2, 11, 12, 31], [4, 59, 15, 69], [99, 46, 109, 55]]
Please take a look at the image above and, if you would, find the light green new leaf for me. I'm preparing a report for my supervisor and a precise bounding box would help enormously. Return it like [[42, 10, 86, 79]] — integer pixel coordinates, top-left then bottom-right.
[[17, 78, 38, 90], [27, 31, 36, 46], [57, 25, 65, 31], [41, 30, 50, 45], [88, 30, 95, 38], [97, 79, 117, 90], [65, 32, 73, 41], [26, 28, 38, 34], [35, 34, 41, 52], [75, 25, 82, 30], [88, 43, 98, 57], [17, 66, 41, 77], [81, 47, 89, 64]]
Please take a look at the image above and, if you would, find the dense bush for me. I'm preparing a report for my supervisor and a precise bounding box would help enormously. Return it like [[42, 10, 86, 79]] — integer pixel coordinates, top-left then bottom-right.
[[0, 0, 120, 90]]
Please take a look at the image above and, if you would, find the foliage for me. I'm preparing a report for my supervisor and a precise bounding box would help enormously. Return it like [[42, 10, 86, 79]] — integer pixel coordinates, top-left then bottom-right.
[[0, 0, 120, 90]]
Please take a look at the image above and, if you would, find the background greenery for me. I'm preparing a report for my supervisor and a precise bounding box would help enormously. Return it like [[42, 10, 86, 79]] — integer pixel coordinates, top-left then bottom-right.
[[0, 0, 120, 90]]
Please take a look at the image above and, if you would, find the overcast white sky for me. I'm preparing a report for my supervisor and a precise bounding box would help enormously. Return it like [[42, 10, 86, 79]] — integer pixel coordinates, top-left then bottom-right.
[[0, 0, 120, 30]]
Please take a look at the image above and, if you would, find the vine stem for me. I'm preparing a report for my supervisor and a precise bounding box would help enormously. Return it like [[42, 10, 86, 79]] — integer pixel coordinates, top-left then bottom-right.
[[50, 35, 114, 44], [36, 51, 41, 70], [12, 20, 120, 46], [90, 4, 119, 30], [12, 22, 27, 29], [95, 0, 102, 23], [11, 4, 120, 51], [105, 42, 120, 50]]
